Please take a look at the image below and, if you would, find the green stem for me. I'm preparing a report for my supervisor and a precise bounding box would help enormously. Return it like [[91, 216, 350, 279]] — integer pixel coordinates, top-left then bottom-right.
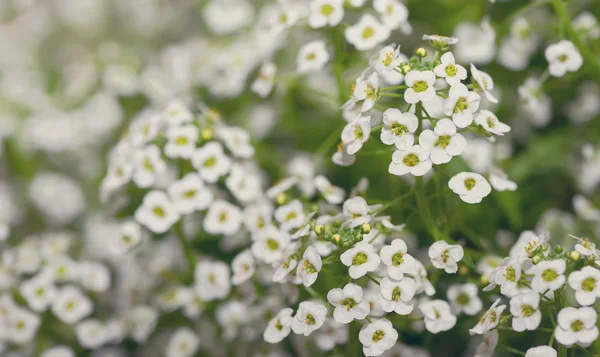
[[365, 274, 380, 285], [501, 344, 526, 356], [174, 221, 196, 278], [551, 0, 600, 83], [379, 93, 404, 98], [555, 291, 567, 357], [415, 177, 445, 241], [314, 122, 345, 164]]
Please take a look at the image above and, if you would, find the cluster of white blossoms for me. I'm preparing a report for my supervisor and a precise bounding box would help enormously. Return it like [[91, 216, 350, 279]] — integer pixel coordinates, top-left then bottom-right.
[[335, 36, 515, 204], [468, 230, 600, 356]]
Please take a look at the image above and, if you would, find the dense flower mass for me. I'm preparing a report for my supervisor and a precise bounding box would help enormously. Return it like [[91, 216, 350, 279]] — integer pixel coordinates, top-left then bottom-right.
[[0, 0, 599, 356]]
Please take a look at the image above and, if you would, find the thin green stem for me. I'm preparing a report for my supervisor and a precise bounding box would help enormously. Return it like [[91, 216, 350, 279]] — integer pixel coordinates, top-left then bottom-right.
[[174, 221, 196, 278], [365, 274, 380, 285], [379, 93, 404, 98], [501, 344, 526, 356], [314, 123, 345, 164], [555, 291, 567, 357], [380, 85, 407, 91]]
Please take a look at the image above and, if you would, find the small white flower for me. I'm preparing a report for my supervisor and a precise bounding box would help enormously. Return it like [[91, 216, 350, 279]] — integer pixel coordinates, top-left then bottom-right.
[[327, 283, 370, 323], [79, 261, 111, 293], [353, 72, 380, 112], [164, 125, 198, 159], [275, 199, 306, 233], [165, 327, 200, 357], [163, 100, 193, 126], [342, 196, 372, 227], [372, 45, 404, 75], [373, 0, 409, 32], [297, 40, 330, 73], [243, 203, 273, 234], [253, 225, 291, 264], [314, 175, 345, 204], [419, 119, 467, 164], [203, 200, 242, 236], [545, 40, 583, 77], [218, 126, 254, 159], [315, 319, 349, 351], [448, 172, 492, 204], [7, 307, 41, 344], [251, 62, 277, 98], [225, 164, 262, 203], [191, 142, 232, 183], [168, 173, 213, 215], [231, 249, 255, 286], [573, 11, 600, 40], [132, 145, 167, 188], [194, 261, 231, 301], [428, 240, 464, 274], [414, 260, 435, 296], [359, 318, 398, 356], [444, 83, 481, 128], [404, 70, 436, 104], [470, 64, 498, 103], [531, 259, 566, 293], [474, 330, 498, 357], [419, 300, 457, 333], [332, 145, 357, 166], [380, 108, 418, 150], [308, 0, 344, 28], [297, 246, 322, 287], [41, 346, 75, 357], [379, 276, 416, 315], [525, 346, 557, 357], [264, 307, 294, 343], [20, 273, 56, 312], [134, 190, 181, 234], [51, 286, 93, 324], [469, 299, 506, 335], [475, 110, 510, 136], [573, 195, 600, 221], [111, 221, 143, 254], [389, 145, 432, 176], [510, 291, 541, 331], [447, 283, 482, 316], [489, 167, 517, 192], [434, 52, 467, 86], [570, 235, 599, 258], [75, 319, 108, 349], [272, 244, 299, 282], [555, 306, 599, 347], [342, 115, 371, 155], [568, 266, 600, 306], [345, 14, 390, 51], [291, 301, 328, 336], [379, 238, 416, 280], [423, 34, 459, 45], [340, 243, 381, 279]]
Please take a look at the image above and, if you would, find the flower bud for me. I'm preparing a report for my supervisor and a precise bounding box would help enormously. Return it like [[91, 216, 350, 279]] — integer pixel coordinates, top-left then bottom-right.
[[332, 220, 342, 229], [275, 193, 286, 205], [480, 274, 489, 285], [332, 234, 341, 244], [416, 47, 427, 58], [201, 128, 213, 141], [361, 223, 371, 234], [532, 256, 541, 264], [315, 224, 325, 236], [401, 64, 412, 75], [570, 251, 581, 261], [553, 245, 563, 254], [458, 265, 469, 276]]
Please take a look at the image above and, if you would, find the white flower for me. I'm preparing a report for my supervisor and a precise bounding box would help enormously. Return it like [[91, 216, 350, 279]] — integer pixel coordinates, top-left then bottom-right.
[[297, 40, 330, 73], [20, 273, 56, 312], [192, 142, 231, 183], [428, 240, 464, 274], [570, 235, 599, 258], [448, 172, 492, 204], [272, 244, 299, 282], [423, 34, 459, 45], [359, 318, 398, 356], [164, 125, 198, 159], [341, 243, 381, 279], [314, 175, 345, 204], [75, 319, 108, 349], [7, 307, 40, 344], [545, 40, 583, 77], [315, 319, 349, 351], [373, 0, 409, 31], [447, 283, 482, 316], [573, 11, 600, 40], [264, 307, 294, 343], [333, 145, 357, 166], [444, 83, 481, 128], [219, 126, 254, 159], [79, 261, 111, 292], [419, 300, 457, 333], [469, 299, 506, 335], [342, 115, 371, 155], [345, 14, 390, 51], [531, 259, 566, 293], [474, 330, 498, 357], [134, 190, 181, 234], [568, 266, 600, 306], [404, 70, 436, 104], [372, 45, 404, 75], [168, 173, 213, 215], [489, 167, 517, 192], [343, 196, 372, 227], [510, 291, 541, 331], [252, 225, 291, 264], [297, 246, 322, 287], [291, 301, 328, 336], [379, 238, 416, 280], [389, 145, 432, 176], [203, 200, 242, 236], [163, 100, 193, 126], [419, 119, 467, 164], [194, 261, 231, 301], [379, 276, 416, 315], [165, 327, 200, 357], [231, 249, 255, 286], [353, 72, 380, 112], [51, 286, 93, 324], [434, 52, 467, 86], [573, 194, 600, 221], [454, 18, 496, 65], [274, 199, 306, 233], [470, 64, 498, 103], [41, 346, 75, 357], [132, 145, 167, 188], [308, 0, 344, 28], [244, 203, 273, 234], [475, 110, 510, 136], [251, 62, 277, 98], [111, 221, 143, 254], [327, 283, 370, 323], [380, 108, 418, 150], [225, 164, 262, 203], [555, 307, 599, 347], [525, 346, 557, 357]]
